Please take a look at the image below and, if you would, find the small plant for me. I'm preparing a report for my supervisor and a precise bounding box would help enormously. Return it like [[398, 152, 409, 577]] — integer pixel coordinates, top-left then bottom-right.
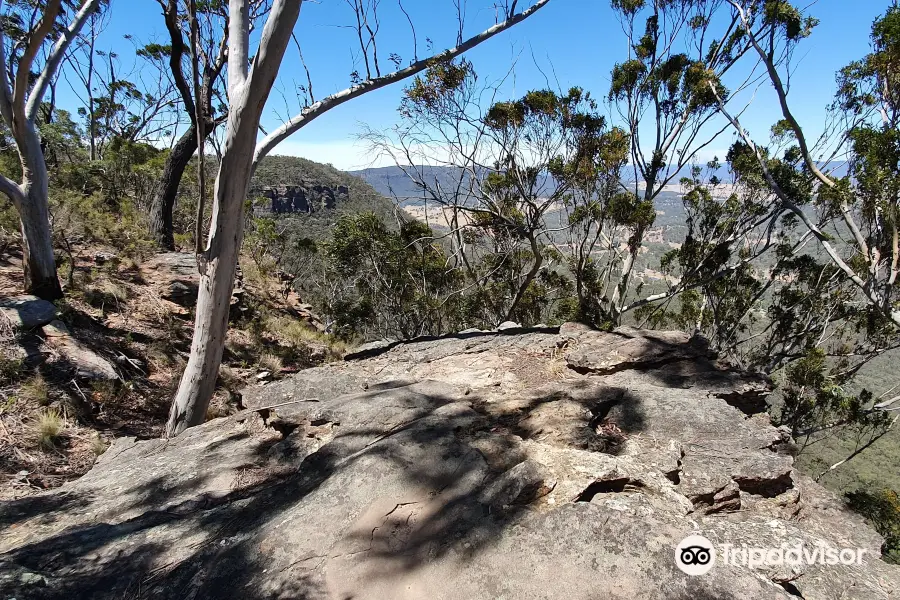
[[91, 380, 122, 404], [0, 395, 16, 414], [83, 279, 128, 312], [262, 315, 349, 359], [20, 374, 50, 406], [89, 433, 108, 457], [258, 352, 283, 374], [206, 399, 229, 421], [0, 355, 23, 386], [53, 299, 78, 323], [35, 408, 65, 451], [147, 341, 178, 370]]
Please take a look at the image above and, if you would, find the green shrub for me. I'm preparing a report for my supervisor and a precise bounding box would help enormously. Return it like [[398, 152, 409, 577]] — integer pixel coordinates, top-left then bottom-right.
[[846, 488, 900, 564]]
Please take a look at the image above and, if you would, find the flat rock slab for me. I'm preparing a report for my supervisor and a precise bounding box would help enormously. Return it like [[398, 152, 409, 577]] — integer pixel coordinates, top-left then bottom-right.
[[141, 252, 245, 311], [41, 320, 117, 381], [0, 295, 56, 329], [1, 325, 897, 599]]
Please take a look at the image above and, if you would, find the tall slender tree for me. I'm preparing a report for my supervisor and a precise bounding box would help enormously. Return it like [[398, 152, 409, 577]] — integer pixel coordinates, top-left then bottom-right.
[[0, 0, 103, 300], [166, 0, 553, 436], [147, 0, 262, 250], [716, 0, 900, 329]]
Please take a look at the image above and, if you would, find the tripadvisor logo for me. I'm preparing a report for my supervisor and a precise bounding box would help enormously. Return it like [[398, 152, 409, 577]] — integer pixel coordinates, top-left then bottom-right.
[[675, 535, 716, 576], [674, 534, 869, 576]]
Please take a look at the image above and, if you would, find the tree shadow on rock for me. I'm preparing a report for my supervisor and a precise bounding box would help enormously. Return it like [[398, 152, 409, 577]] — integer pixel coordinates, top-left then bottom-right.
[[0, 377, 652, 599]]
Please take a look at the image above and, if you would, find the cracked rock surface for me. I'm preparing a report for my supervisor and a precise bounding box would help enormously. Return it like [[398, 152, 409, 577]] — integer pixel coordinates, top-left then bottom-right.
[[1, 325, 898, 599]]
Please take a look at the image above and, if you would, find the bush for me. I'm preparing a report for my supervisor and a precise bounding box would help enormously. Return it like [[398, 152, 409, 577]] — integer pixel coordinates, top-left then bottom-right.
[[846, 488, 900, 564], [51, 190, 155, 258]]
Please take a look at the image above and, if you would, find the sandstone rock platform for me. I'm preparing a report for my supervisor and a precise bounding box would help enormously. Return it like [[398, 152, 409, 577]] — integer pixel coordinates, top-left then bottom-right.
[[1, 325, 897, 599]]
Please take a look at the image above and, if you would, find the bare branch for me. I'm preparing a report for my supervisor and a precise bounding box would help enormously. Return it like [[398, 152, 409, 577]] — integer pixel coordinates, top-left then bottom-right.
[[244, 0, 305, 110], [0, 0, 13, 126], [14, 0, 62, 120], [26, 0, 103, 122], [191, 0, 207, 256], [0, 172, 23, 206], [397, 0, 417, 62], [712, 83, 900, 328], [291, 32, 314, 104], [253, 0, 552, 166]]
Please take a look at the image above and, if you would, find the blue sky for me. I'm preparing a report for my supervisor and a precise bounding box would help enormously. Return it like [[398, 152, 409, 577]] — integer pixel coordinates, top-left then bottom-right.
[[54, 0, 889, 170]]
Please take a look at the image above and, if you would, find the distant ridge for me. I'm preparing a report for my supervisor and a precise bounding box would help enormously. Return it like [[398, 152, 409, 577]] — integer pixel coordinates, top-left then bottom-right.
[[349, 161, 850, 204], [252, 155, 400, 239]]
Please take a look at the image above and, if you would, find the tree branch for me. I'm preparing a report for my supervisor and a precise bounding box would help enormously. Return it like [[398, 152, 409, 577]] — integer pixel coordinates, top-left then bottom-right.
[[712, 83, 900, 328], [728, 0, 872, 263], [14, 0, 62, 121], [0, 172, 24, 207], [158, 0, 196, 122], [26, 0, 103, 122], [243, 0, 305, 111], [252, 0, 552, 166], [228, 0, 251, 96], [0, 0, 14, 127], [815, 415, 898, 482]]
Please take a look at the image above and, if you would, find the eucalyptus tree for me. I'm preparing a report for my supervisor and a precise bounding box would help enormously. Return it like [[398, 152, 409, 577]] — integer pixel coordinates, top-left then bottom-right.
[[711, 1, 900, 471], [0, 0, 103, 300], [166, 0, 554, 436], [640, 0, 900, 475], [369, 63, 623, 327], [321, 212, 465, 340], [377, 0, 801, 329], [64, 0, 108, 160], [148, 0, 272, 250], [715, 0, 900, 330], [603, 0, 776, 322]]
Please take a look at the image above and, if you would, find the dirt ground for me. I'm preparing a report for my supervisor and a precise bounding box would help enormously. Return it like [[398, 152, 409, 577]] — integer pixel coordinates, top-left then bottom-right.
[[0, 244, 332, 500]]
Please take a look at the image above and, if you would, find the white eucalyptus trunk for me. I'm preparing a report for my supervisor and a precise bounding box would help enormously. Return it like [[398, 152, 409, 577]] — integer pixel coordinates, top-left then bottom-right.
[[166, 0, 553, 436], [166, 0, 302, 436], [165, 110, 254, 434], [17, 124, 62, 299], [0, 0, 100, 300]]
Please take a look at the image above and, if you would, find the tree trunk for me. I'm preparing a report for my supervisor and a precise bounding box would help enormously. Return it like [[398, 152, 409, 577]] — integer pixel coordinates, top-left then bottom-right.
[[0, 0, 101, 302], [165, 0, 550, 437], [17, 127, 62, 300], [149, 123, 198, 250], [165, 109, 255, 437], [504, 234, 543, 323]]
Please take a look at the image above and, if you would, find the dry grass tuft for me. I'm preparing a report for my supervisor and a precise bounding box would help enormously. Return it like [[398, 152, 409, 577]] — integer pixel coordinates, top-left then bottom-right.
[[34, 408, 65, 451], [89, 432, 108, 457], [20, 374, 50, 406], [258, 353, 284, 373]]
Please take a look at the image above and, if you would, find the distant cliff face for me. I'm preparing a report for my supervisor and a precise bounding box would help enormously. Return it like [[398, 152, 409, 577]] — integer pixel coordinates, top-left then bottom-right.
[[257, 183, 350, 215]]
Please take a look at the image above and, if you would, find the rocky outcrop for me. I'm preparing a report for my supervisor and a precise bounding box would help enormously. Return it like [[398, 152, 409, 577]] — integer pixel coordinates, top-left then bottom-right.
[[0, 295, 56, 329], [41, 320, 117, 381], [4, 315, 118, 383], [0, 325, 897, 599], [258, 183, 350, 215], [141, 252, 245, 311]]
